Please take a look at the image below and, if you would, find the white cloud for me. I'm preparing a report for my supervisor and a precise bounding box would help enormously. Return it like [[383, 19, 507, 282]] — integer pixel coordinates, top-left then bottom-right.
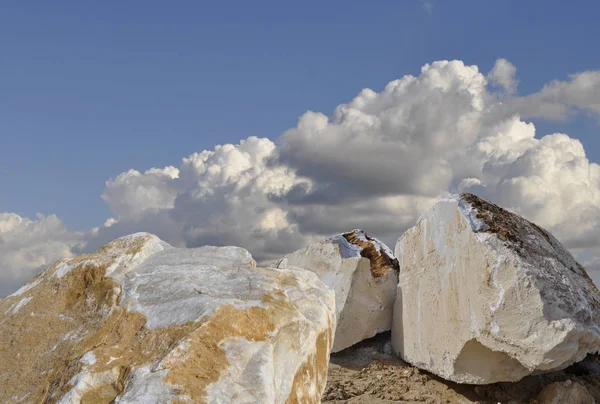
[[102, 166, 180, 219], [103, 217, 117, 227], [279, 61, 487, 200], [488, 58, 518, 94], [0, 213, 23, 233], [88, 136, 313, 262], [500, 70, 600, 121], [0, 213, 83, 297], [4, 58, 600, 297], [277, 59, 600, 269]]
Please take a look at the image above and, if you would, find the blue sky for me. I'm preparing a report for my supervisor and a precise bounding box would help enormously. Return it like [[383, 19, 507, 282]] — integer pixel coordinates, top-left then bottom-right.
[[1, 0, 600, 231], [4, 0, 600, 296]]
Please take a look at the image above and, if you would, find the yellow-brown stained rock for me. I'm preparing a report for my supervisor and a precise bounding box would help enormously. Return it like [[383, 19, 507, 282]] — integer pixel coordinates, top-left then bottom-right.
[[0, 234, 160, 403], [1, 233, 336, 403], [285, 329, 332, 404], [165, 304, 275, 403], [164, 290, 324, 404]]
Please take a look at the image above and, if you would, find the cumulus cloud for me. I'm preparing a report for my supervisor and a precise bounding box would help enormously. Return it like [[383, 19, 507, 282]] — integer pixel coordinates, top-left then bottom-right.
[[279, 61, 487, 201], [88, 137, 314, 262], [500, 70, 600, 121], [0, 213, 83, 297], [102, 166, 180, 219], [277, 59, 600, 266], [488, 58, 518, 94], [92, 59, 600, 270], [4, 57, 600, 296]]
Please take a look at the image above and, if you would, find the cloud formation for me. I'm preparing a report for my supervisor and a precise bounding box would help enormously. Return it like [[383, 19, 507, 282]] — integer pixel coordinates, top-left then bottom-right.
[[279, 61, 487, 201], [500, 71, 600, 121], [87, 136, 313, 262], [0, 213, 82, 297], [488, 58, 518, 94], [102, 166, 180, 219], [3, 58, 600, 296]]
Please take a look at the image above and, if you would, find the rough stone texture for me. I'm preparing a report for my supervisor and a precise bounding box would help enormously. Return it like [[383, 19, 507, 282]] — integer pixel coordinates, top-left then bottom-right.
[[536, 380, 595, 404], [278, 229, 398, 352], [0, 233, 335, 404], [392, 194, 600, 384]]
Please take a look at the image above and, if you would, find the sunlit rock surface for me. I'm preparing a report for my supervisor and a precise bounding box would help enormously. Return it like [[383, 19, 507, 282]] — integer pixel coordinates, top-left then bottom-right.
[[0, 233, 335, 403], [392, 194, 600, 384]]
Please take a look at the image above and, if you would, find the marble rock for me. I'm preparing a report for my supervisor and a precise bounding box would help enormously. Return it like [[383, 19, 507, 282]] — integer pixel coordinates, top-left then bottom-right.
[[0, 233, 335, 403], [278, 229, 398, 352], [392, 194, 600, 384]]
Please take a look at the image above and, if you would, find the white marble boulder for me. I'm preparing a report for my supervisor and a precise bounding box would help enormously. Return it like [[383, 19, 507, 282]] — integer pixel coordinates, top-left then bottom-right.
[[392, 193, 600, 384], [278, 229, 399, 352], [0, 233, 335, 403]]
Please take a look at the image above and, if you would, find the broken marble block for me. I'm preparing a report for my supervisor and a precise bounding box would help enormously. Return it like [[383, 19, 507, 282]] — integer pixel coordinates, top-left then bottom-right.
[[278, 229, 398, 352], [0, 233, 335, 404], [392, 193, 600, 384]]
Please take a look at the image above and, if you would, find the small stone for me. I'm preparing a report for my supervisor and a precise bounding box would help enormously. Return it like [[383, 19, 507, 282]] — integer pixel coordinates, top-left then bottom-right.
[[536, 381, 594, 404], [474, 385, 487, 397]]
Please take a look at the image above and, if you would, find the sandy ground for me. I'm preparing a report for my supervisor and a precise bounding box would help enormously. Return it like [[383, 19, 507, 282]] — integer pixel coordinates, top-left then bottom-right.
[[323, 333, 600, 404]]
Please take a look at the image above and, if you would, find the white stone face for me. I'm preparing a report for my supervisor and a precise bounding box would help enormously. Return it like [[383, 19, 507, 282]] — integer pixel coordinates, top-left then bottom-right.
[[278, 229, 398, 352], [392, 194, 600, 384], [0, 233, 335, 404]]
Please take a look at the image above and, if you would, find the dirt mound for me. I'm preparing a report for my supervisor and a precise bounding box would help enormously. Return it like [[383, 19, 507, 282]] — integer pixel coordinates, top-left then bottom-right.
[[324, 333, 600, 404]]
